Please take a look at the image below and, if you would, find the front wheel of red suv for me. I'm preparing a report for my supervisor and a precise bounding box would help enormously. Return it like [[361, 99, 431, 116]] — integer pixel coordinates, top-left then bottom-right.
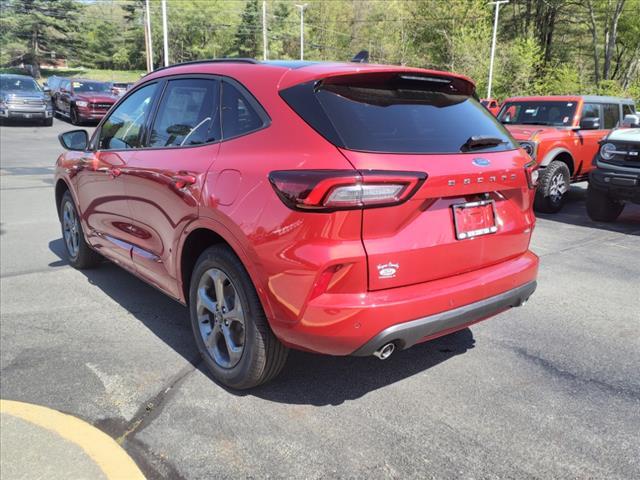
[[189, 245, 288, 389], [534, 161, 571, 213]]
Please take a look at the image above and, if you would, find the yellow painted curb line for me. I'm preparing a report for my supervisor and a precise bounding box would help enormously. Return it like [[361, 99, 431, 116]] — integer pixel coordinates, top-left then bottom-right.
[[0, 399, 145, 480]]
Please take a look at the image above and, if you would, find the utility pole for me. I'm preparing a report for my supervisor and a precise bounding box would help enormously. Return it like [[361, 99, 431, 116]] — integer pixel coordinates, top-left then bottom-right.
[[262, 1, 268, 61], [487, 0, 508, 100], [161, 0, 169, 67], [295, 4, 307, 60], [144, 0, 153, 72]]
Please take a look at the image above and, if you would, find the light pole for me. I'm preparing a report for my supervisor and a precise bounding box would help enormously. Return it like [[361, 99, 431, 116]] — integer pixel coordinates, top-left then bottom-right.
[[144, 0, 153, 72], [262, 1, 268, 61], [161, 0, 169, 67], [295, 4, 307, 60], [487, 0, 508, 99]]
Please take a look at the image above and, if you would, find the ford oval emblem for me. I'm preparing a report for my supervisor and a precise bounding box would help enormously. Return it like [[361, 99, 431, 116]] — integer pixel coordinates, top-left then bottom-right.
[[473, 158, 491, 167]]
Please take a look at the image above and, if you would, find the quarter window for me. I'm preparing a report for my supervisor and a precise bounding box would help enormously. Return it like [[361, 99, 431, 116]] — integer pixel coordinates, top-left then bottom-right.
[[98, 83, 157, 150], [149, 78, 220, 148], [221, 82, 264, 139], [603, 104, 620, 129], [623, 104, 635, 117]]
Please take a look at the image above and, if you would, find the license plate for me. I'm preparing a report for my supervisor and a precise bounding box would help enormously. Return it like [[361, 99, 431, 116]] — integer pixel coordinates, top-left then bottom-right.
[[24, 113, 31, 118], [452, 200, 498, 240]]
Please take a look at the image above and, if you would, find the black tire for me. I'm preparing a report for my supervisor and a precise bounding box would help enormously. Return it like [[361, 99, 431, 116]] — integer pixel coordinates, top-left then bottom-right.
[[586, 184, 624, 222], [189, 245, 288, 389], [70, 106, 80, 125], [59, 191, 101, 269], [534, 161, 571, 213]]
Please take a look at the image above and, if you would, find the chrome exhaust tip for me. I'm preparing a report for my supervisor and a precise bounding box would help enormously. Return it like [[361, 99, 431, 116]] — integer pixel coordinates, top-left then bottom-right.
[[373, 343, 395, 360]]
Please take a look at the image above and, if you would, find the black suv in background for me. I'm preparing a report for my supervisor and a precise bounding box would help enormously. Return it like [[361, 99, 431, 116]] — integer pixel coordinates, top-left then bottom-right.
[[587, 115, 640, 222]]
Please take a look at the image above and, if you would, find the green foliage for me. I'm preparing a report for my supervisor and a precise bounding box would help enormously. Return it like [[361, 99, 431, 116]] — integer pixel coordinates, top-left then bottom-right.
[[1, 0, 638, 101], [231, 0, 261, 58]]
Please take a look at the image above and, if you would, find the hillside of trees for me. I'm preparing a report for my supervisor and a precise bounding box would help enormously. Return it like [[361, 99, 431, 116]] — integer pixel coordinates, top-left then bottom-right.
[[1, 0, 638, 101]]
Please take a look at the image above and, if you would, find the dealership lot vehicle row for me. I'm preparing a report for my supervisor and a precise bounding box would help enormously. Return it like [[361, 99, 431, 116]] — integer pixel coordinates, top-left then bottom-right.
[[1, 120, 639, 478]]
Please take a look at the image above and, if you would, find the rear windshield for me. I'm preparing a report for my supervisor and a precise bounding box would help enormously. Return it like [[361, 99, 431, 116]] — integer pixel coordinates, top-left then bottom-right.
[[498, 101, 577, 127], [280, 73, 516, 154]]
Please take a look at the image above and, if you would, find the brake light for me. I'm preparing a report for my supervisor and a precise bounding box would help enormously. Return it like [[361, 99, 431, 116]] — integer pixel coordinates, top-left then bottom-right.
[[268, 170, 427, 212], [524, 160, 539, 189]]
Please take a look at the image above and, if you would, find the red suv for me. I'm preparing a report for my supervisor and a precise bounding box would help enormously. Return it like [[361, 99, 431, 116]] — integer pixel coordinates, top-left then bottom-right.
[[55, 60, 539, 389], [53, 78, 117, 125], [498, 95, 636, 212]]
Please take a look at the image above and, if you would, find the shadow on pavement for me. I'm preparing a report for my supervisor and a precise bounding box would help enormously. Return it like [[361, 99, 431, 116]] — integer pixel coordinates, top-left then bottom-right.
[[537, 184, 640, 236], [49, 238, 475, 404], [0, 119, 51, 128], [247, 328, 475, 406]]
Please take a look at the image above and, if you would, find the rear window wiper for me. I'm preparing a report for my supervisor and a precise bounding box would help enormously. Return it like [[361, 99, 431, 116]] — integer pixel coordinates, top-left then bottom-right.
[[460, 136, 506, 152]]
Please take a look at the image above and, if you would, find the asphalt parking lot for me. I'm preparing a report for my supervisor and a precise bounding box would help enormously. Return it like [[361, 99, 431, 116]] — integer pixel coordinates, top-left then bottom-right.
[[1, 118, 639, 479]]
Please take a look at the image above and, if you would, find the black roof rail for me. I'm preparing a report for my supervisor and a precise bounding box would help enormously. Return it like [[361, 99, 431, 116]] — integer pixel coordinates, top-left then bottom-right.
[[142, 58, 259, 77]]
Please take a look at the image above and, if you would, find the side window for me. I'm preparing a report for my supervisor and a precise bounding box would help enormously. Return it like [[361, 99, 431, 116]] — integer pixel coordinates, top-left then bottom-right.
[[622, 104, 635, 117], [149, 78, 220, 148], [221, 81, 265, 139], [603, 104, 620, 129], [98, 83, 157, 150], [581, 103, 600, 120]]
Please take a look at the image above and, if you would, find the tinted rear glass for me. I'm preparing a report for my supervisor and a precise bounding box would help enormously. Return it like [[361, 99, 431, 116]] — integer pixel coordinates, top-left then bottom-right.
[[281, 73, 515, 154]]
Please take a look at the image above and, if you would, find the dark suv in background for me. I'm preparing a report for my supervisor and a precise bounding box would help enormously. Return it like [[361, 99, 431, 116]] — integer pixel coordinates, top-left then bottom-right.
[[587, 115, 640, 221], [52, 78, 117, 125]]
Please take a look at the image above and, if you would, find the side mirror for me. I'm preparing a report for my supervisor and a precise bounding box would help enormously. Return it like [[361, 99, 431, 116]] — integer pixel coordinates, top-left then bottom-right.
[[43, 86, 51, 94], [622, 114, 640, 128], [580, 117, 601, 130], [59, 130, 89, 151]]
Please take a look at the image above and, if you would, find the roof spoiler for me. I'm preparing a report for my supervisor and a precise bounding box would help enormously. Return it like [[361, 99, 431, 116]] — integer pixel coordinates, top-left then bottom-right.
[[351, 50, 369, 63]]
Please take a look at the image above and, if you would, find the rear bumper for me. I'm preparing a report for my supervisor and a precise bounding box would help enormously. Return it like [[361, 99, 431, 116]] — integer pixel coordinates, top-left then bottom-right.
[[274, 250, 539, 356], [352, 281, 536, 356]]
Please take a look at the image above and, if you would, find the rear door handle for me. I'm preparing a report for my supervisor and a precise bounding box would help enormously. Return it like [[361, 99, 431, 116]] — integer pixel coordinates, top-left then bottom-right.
[[172, 173, 196, 188]]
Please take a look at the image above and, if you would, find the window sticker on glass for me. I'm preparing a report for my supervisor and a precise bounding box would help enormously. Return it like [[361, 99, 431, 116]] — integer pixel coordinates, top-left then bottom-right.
[[567, 103, 573, 106], [73, 82, 82, 88], [525, 108, 538, 114], [563, 116, 569, 123]]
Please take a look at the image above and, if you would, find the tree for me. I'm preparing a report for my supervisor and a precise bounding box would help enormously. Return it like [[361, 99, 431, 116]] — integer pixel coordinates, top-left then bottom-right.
[[231, 0, 261, 58], [0, 0, 80, 77]]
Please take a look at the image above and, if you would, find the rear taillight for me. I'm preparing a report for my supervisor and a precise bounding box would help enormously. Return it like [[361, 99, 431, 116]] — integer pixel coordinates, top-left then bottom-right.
[[524, 160, 539, 189], [268, 170, 427, 212]]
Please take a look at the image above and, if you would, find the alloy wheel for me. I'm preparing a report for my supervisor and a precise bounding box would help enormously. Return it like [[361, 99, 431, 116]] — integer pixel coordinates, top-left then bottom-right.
[[196, 268, 246, 369], [62, 201, 80, 258], [548, 172, 567, 203]]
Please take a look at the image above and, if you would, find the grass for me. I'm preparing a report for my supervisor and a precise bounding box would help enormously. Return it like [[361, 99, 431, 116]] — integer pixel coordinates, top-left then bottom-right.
[[0, 67, 145, 84]]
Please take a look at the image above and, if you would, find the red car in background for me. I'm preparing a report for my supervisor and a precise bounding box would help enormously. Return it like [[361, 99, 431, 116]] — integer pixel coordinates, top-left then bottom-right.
[[498, 95, 636, 212], [481, 98, 500, 116], [53, 78, 117, 125], [54, 59, 538, 389]]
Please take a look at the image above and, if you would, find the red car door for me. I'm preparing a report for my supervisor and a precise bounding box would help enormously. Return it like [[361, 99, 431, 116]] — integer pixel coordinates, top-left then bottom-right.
[[76, 82, 159, 268], [123, 77, 221, 298]]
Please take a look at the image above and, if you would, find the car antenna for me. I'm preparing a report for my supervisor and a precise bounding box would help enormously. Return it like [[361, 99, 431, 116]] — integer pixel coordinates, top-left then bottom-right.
[[351, 50, 369, 63]]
